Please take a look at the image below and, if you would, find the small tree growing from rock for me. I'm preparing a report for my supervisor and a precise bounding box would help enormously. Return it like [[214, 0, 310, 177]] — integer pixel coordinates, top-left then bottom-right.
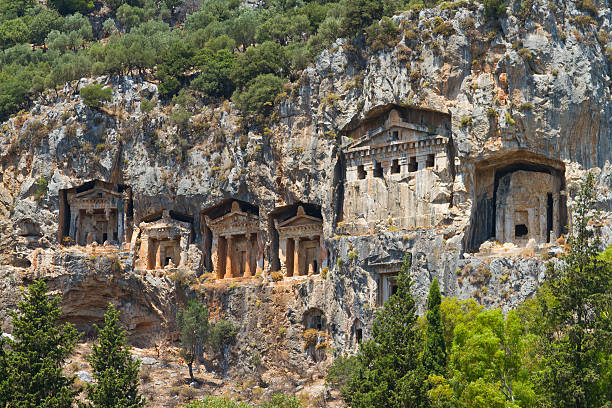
[[80, 83, 113, 108], [176, 299, 209, 383]]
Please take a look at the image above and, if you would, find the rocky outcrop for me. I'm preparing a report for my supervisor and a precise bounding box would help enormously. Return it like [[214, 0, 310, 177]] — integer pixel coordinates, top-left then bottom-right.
[[0, 0, 611, 384]]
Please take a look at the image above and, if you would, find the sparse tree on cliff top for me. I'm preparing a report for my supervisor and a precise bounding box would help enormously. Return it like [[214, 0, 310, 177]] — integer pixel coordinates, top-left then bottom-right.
[[422, 278, 447, 377], [2, 279, 80, 408], [176, 299, 209, 383], [83, 303, 145, 408]]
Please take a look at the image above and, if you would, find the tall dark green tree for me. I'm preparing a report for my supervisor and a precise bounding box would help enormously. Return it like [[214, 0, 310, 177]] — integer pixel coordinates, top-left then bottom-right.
[[83, 304, 145, 408], [422, 278, 447, 377], [176, 299, 209, 383], [342, 254, 428, 407], [538, 172, 612, 407], [2, 279, 80, 408]]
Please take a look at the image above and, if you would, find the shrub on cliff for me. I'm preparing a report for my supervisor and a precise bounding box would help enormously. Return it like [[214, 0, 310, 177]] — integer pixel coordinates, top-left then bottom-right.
[[83, 304, 145, 408], [483, 0, 506, 19], [0, 280, 80, 407], [184, 396, 248, 408], [80, 83, 113, 108], [231, 73, 285, 119]]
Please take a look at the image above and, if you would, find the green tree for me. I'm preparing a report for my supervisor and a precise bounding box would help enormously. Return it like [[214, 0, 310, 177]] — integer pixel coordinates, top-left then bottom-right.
[[184, 396, 248, 408], [191, 48, 235, 99], [422, 278, 447, 377], [231, 73, 284, 119], [176, 299, 209, 383], [230, 41, 289, 89], [0, 18, 30, 48], [482, 0, 506, 19], [260, 394, 302, 408], [80, 83, 112, 108], [2, 279, 80, 407], [341, 254, 428, 407], [450, 309, 536, 407], [537, 172, 612, 407], [48, 0, 93, 15], [83, 304, 145, 408], [341, 0, 383, 37]]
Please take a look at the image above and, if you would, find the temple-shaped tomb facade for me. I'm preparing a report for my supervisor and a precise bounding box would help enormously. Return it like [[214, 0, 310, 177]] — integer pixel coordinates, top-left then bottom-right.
[[204, 200, 263, 279], [466, 151, 567, 252], [495, 170, 563, 245], [134, 210, 192, 270], [340, 105, 452, 234], [274, 205, 326, 277], [59, 180, 132, 246]]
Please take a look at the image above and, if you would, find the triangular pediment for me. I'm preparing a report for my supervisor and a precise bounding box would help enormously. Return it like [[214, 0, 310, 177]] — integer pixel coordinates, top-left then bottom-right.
[[279, 214, 322, 228], [210, 210, 256, 226], [74, 187, 120, 200]]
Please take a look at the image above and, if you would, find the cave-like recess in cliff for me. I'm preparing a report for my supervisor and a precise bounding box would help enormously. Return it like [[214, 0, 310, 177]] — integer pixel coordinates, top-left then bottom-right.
[[466, 151, 567, 252]]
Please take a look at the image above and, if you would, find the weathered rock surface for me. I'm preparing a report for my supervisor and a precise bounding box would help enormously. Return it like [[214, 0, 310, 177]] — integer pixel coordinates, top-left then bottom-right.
[[0, 0, 611, 390]]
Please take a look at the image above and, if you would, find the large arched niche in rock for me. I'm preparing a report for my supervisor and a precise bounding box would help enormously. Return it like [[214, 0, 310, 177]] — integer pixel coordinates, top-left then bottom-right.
[[465, 151, 567, 252]]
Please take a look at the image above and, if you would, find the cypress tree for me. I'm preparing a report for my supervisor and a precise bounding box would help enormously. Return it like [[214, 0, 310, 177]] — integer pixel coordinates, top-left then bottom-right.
[[342, 253, 428, 407], [538, 173, 612, 407], [4, 279, 80, 408], [422, 278, 447, 377], [83, 304, 145, 408]]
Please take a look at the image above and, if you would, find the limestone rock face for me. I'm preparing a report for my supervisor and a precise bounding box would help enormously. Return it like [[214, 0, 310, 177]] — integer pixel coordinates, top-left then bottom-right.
[[0, 0, 611, 383]]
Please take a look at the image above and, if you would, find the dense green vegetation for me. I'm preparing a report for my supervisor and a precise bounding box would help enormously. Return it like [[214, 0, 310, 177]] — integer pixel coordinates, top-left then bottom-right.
[[328, 173, 612, 408], [0, 0, 518, 123]]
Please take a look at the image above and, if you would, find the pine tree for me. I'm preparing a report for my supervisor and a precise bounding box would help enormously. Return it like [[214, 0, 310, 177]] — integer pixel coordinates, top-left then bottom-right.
[[83, 304, 145, 408], [4, 279, 80, 408], [176, 299, 209, 383], [538, 172, 612, 407], [342, 253, 428, 407], [422, 278, 447, 377], [0, 336, 10, 407]]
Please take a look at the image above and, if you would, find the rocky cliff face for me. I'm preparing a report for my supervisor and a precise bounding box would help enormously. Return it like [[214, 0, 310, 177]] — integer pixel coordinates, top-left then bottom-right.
[[1, 0, 611, 391]]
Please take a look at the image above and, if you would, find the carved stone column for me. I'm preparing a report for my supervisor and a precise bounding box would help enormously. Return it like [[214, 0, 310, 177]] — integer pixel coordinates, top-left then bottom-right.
[[539, 197, 547, 243], [285, 237, 294, 276], [553, 194, 560, 240], [244, 233, 252, 278], [155, 242, 162, 269], [293, 238, 301, 276], [225, 236, 233, 279]]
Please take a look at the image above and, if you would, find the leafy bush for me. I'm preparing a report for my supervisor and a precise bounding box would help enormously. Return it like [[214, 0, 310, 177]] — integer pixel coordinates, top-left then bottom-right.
[[208, 319, 238, 354], [48, 0, 93, 15], [231, 73, 284, 119], [483, 0, 506, 19], [260, 394, 302, 408], [140, 97, 154, 113], [433, 21, 455, 36], [365, 17, 400, 53], [184, 396, 248, 408], [80, 84, 112, 108]]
